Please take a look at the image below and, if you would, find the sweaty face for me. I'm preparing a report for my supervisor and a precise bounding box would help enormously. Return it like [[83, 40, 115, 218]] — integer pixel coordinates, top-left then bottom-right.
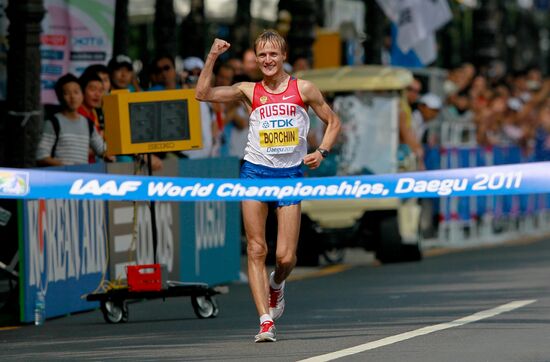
[[62, 81, 83, 111], [255, 41, 286, 77]]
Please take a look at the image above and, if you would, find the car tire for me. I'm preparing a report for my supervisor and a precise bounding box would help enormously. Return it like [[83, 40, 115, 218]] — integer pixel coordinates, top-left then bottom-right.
[[375, 214, 422, 264]]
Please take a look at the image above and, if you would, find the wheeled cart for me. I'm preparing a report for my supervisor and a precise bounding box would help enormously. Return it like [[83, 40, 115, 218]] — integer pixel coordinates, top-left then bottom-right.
[[86, 283, 228, 323]]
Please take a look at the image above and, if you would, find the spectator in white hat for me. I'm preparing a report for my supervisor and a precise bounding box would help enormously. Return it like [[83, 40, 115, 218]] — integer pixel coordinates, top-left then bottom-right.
[[108, 54, 141, 92], [179, 56, 216, 159], [412, 93, 442, 145], [182, 56, 205, 85]]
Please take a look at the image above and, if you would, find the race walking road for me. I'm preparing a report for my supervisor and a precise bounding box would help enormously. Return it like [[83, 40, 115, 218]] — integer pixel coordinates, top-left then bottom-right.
[[2, 237, 550, 361]]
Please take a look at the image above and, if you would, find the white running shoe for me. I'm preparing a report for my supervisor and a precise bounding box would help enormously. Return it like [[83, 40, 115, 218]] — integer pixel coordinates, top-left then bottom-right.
[[254, 320, 276, 342], [269, 283, 285, 321]]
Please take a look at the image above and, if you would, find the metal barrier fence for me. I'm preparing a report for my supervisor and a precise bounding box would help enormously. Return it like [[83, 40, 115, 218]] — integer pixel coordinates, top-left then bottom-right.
[[424, 123, 550, 246]]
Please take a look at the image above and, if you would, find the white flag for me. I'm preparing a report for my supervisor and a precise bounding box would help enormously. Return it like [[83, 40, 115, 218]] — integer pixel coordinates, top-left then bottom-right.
[[374, 0, 402, 23], [412, 33, 436, 65], [376, 0, 451, 54], [395, 0, 426, 53], [420, 0, 452, 33]]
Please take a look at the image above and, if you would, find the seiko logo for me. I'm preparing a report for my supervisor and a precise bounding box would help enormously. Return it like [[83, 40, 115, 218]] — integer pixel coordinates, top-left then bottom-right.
[[70, 179, 142, 196], [148, 142, 175, 150]]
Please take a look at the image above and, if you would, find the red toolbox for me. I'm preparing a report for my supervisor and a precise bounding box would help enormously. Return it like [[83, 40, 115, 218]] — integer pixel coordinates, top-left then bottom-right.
[[126, 264, 163, 292]]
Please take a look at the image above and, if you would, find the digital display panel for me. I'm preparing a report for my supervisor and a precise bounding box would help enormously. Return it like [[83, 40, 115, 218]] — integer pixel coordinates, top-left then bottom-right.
[[129, 100, 191, 143], [103, 88, 201, 155]]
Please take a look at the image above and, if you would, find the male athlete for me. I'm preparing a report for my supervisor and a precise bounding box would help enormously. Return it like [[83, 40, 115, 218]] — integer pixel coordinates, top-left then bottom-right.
[[196, 30, 341, 342]]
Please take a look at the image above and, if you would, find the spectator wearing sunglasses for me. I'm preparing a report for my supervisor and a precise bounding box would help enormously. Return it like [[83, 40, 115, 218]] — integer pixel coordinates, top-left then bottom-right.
[[149, 55, 181, 90]]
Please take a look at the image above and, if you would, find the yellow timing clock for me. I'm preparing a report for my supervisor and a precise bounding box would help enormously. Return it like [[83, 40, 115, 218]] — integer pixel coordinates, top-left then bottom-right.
[[102, 89, 202, 155]]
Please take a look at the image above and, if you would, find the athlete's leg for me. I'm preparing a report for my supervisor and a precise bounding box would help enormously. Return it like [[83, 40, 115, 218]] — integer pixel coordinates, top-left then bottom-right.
[[273, 203, 301, 283], [242, 199, 270, 316]]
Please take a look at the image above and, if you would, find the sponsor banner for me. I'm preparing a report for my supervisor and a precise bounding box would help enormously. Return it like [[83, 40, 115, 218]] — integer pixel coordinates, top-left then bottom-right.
[[17, 159, 242, 322], [105, 161, 180, 281], [21, 164, 108, 323], [40, 0, 114, 104], [178, 158, 241, 285], [1, 162, 550, 202]]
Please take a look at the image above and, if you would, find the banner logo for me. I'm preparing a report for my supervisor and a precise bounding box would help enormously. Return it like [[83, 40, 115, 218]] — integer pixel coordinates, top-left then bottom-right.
[[0, 171, 29, 196], [70, 179, 141, 196], [195, 201, 226, 275], [0, 163, 547, 202]]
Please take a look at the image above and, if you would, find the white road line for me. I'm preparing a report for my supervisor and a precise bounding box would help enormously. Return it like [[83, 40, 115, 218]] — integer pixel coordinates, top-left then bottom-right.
[[298, 299, 536, 362]]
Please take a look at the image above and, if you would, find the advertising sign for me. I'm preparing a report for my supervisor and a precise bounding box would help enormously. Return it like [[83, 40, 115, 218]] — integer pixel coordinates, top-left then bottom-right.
[[107, 157, 241, 286], [20, 164, 108, 323], [106, 160, 181, 281], [41, 0, 115, 104], [178, 157, 241, 285]]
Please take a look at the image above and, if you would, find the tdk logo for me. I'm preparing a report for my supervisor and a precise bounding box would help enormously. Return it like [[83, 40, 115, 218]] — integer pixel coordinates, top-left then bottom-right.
[[70, 179, 142, 196], [269, 119, 293, 127]]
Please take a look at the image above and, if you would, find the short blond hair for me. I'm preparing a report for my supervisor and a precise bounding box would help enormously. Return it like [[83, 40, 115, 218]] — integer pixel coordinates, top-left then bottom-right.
[[254, 29, 288, 55]]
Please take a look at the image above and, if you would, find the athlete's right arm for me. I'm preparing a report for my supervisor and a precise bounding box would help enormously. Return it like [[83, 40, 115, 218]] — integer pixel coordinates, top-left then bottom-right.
[[196, 38, 248, 103]]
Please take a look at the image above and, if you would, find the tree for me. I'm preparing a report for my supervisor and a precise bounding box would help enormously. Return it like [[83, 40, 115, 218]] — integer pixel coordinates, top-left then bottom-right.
[[231, 0, 252, 56], [278, 0, 319, 65], [155, 0, 177, 57], [113, 0, 129, 56], [472, 0, 502, 67], [2, 0, 45, 168], [180, 0, 206, 58], [364, 0, 386, 65]]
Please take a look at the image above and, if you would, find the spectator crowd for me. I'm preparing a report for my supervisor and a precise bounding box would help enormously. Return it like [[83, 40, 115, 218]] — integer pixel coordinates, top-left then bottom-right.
[[35, 46, 550, 170], [36, 47, 314, 169], [401, 62, 550, 168]]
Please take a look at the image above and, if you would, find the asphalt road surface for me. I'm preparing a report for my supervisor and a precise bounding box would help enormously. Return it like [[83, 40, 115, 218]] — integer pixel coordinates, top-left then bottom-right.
[[2, 237, 550, 361]]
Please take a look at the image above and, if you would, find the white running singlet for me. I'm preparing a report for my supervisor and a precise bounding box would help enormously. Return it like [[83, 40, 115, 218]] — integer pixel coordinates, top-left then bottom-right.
[[244, 77, 310, 168]]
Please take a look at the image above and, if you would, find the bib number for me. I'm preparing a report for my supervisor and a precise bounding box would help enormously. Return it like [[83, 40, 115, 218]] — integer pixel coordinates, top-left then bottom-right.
[[259, 127, 299, 154]]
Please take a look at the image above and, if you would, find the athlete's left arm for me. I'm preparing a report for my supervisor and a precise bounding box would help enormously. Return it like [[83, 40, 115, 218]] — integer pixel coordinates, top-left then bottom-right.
[[299, 79, 341, 169]]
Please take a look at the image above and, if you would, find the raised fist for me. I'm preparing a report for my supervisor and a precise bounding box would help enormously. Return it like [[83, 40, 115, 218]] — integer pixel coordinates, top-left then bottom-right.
[[210, 38, 231, 56]]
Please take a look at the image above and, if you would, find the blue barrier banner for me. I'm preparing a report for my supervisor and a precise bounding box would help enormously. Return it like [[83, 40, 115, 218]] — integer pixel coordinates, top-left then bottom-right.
[[178, 158, 241, 286], [1, 162, 549, 202], [20, 164, 108, 323]]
